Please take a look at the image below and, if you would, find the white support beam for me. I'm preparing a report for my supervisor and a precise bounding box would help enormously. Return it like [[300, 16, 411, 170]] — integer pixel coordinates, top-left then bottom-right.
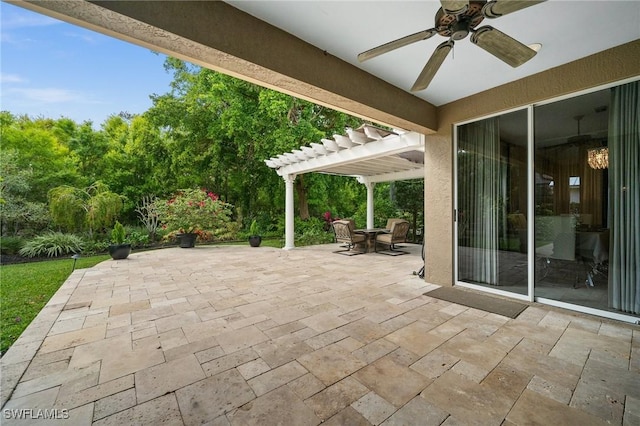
[[358, 167, 426, 184], [283, 174, 296, 250], [364, 182, 375, 229]]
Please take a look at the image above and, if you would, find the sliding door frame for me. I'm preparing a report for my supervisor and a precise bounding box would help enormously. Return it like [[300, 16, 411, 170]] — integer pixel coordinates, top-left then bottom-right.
[[453, 105, 532, 303], [452, 76, 640, 324]]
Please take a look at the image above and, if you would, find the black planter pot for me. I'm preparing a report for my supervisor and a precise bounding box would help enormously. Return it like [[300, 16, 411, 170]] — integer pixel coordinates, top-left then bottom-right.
[[178, 233, 198, 248], [249, 235, 262, 247], [108, 244, 131, 260]]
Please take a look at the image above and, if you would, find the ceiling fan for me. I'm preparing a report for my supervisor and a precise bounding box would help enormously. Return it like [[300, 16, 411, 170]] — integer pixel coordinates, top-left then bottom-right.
[[357, 0, 545, 92]]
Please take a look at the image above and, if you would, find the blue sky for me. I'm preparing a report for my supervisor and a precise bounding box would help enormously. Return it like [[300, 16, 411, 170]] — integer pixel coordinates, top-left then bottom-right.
[[0, 2, 175, 127]]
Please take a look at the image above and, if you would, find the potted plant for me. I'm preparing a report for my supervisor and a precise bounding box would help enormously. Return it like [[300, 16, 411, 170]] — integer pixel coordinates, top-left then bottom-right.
[[156, 188, 233, 248], [108, 220, 131, 259], [248, 220, 262, 247]]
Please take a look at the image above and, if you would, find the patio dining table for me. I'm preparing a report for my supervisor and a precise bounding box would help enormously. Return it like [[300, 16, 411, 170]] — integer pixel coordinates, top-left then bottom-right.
[[355, 228, 389, 253]]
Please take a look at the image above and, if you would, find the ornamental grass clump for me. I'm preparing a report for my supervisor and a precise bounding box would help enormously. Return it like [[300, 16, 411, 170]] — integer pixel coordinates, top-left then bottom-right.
[[156, 188, 234, 238], [19, 232, 84, 258]]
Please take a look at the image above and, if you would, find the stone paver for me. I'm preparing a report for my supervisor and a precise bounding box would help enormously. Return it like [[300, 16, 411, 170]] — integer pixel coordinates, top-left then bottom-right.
[[298, 343, 367, 386], [135, 354, 205, 403], [353, 356, 431, 408], [226, 386, 320, 426], [175, 369, 255, 425], [351, 391, 396, 424], [1, 244, 638, 425]]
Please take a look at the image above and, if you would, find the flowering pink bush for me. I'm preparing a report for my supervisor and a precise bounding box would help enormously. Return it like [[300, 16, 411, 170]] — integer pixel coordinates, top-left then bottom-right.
[[322, 211, 340, 231], [156, 188, 233, 235]]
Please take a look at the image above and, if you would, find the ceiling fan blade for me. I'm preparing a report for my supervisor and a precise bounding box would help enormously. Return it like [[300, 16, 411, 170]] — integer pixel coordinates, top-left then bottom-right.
[[482, 0, 546, 18], [411, 40, 454, 92], [357, 28, 438, 62], [441, 0, 469, 15], [471, 26, 537, 67]]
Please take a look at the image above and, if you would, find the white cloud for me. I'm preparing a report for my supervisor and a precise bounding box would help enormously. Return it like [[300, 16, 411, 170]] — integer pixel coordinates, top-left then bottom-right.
[[6, 87, 84, 104], [0, 8, 61, 30], [0, 73, 26, 84], [0, 4, 62, 46], [63, 31, 100, 45]]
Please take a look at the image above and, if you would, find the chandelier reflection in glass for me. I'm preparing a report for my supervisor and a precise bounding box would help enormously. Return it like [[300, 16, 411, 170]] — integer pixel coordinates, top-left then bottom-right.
[[587, 147, 608, 169]]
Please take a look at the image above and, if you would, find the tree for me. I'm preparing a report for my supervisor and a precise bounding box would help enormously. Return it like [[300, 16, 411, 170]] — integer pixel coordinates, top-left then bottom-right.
[[395, 179, 424, 242], [0, 114, 83, 202], [94, 114, 171, 218], [48, 181, 124, 235], [0, 150, 49, 236], [146, 60, 362, 224], [66, 121, 109, 184]]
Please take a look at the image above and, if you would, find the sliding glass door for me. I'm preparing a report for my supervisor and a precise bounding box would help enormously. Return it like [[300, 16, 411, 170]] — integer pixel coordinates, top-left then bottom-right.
[[455, 80, 639, 320], [456, 109, 528, 295], [533, 90, 611, 309]]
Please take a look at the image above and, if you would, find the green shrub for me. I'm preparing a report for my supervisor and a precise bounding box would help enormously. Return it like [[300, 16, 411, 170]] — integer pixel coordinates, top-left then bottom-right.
[[249, 219, 260, 236], [126, 228, 150, 248], [111, 221, 127, 244], [215, 221, 240, 241], [295, 217, 335, 246], [19, 232, 85, 258], [155, 188, 233, 234], [83, 240, 110, 255], [0, 236, 25, 255]]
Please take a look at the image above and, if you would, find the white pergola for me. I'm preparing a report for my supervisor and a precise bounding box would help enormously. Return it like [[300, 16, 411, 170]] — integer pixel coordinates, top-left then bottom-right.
[[265, 124, 425, 249]]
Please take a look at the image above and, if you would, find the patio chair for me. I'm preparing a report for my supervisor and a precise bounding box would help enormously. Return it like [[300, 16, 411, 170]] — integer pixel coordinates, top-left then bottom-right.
[[385, 218, 403, 231], [375, 220, 410, 255], [332, 220, 366, 255], [385, 218, 410, 248]]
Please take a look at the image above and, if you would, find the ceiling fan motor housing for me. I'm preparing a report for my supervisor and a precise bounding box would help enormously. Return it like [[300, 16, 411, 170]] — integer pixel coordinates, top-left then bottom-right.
[[436, 1, 486, 39]]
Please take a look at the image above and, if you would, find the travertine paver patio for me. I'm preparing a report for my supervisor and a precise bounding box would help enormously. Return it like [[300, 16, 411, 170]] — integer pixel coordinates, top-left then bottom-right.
[[1, 244, 638, 425]]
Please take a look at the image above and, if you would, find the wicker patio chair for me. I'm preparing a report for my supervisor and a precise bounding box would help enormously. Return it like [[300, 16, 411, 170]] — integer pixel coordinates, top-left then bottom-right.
[[332, 220, 366, 255], [375, 220, 410, 255]]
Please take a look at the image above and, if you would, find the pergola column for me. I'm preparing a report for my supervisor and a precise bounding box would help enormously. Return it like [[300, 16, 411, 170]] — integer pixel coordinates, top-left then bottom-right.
[[365, 181, 375, 229], [283, 174, 296, 250]]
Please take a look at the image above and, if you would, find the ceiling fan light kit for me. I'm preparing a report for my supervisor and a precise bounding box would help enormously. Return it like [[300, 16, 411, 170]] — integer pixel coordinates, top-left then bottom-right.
[[357, 0, 545, 92]]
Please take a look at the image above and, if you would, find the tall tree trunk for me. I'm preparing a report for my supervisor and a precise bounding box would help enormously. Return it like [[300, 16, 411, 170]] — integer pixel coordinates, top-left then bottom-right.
[[295, 176, 310, 220]]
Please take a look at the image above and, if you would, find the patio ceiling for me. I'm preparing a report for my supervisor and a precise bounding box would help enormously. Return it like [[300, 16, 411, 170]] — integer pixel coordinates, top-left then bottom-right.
[[265, 124, 425, 184]]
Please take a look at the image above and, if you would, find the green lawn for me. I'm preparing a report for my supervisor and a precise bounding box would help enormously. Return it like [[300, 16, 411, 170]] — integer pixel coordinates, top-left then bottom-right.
[[0, 255, 110, 356]]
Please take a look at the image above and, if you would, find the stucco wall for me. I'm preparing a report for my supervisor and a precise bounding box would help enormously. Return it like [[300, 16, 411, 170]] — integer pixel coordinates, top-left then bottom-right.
[[438, 40, 640, 130], [423, 40, 640, 287], [423, 134, 453, 286]]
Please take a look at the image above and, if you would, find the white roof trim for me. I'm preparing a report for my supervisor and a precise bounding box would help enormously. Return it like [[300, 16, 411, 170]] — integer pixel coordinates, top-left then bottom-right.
[[266, 124, 425, 182]]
